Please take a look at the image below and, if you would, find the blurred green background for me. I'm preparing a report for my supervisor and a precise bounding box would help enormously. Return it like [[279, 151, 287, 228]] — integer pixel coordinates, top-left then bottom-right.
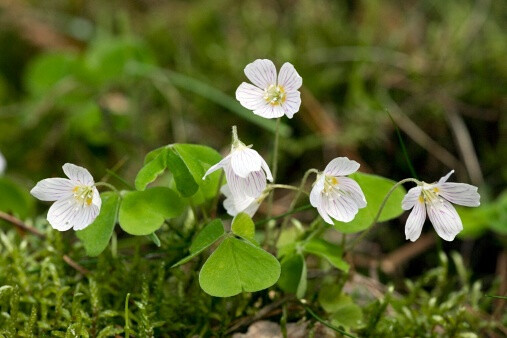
[[0, 0, 505, 289]]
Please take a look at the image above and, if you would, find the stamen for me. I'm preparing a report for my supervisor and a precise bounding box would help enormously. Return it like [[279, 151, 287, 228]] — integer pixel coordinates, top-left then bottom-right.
[[263, 84, 286, 106]]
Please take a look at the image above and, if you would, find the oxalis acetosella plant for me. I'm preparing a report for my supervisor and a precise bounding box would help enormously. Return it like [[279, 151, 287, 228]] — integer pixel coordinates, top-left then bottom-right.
[[29, 59, 481, 311]]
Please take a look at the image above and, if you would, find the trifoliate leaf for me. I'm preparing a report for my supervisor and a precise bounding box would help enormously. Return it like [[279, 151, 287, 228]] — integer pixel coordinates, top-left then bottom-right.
[[231, 212, 256, 243], [277, 253, 307, 299]]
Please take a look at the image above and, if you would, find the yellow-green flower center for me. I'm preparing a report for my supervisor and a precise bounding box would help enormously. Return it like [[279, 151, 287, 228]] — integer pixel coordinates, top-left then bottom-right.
[[323, 175, 339, 194], [420, 183, 441, 204], [73, 186, 94, 206], [263, 84, 286, 106]]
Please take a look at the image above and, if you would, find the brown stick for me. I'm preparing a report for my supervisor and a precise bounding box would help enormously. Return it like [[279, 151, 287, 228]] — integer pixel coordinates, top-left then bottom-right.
[[0, 211, 45, 238], [63, 255, 90, 275], [380, 234, 436, 274]]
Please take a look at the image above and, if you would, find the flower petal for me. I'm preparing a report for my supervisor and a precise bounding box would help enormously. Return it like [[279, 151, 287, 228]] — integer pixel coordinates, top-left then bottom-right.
[[277, 62, 302, 91], [402, 186, 423, 210], [405, 198, 426, 242], [230, 147, 262, 178], [47, 197, 99, 231], [253, 103, 285, 119], [244, 59, 277, 89], [63, 163, 94, 185], [438, 170, 455, 184], [260, 157, 273, 182], [30, 178, 74, 201], [426, 199, 463, 241], [235, 82, 266, 110], [437, 182, 480, 207], [203, 156, 229, 179], [324, 157, 360, 177], [92, 187, 102, 208], [323, 192, 359, 223], [0, 151, 6, 174], [337, 177, 367, 208], [281, 90, 301, 119], [225, 167, 266, 209], [310, 180, 334, 225]]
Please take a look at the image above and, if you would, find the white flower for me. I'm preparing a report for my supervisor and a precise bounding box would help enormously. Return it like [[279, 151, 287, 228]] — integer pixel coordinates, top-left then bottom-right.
[[402, 170, 480, 242], [236, 59, 302, 119], [0, 151, 5, 174], [221, 184, 263, 217], [310, 157, 367, 224], [30, 163, 101, 231], [203, 136, 272, 213]]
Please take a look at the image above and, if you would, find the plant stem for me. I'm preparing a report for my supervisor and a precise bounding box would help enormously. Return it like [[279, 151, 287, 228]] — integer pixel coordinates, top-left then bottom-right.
[[94, 182, 118, 192], [281, 168, 318, 229], [303, 305, 357, 338], [267, 117, 281, 218], [347, 178, 420, 251], [269, 184, 307, 194], [256, 204, 313, 227]]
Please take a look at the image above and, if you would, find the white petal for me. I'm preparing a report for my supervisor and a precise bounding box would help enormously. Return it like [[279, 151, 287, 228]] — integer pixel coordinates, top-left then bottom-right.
[[92, 187, 102, 208], [427, 199, 463, 241], [323, 193, 359, 223], [438, 170, 455, 184], [281, 90, 301, 119], [202, 156, 229, 179], [337, 177, 367, 208], [47, 197, 98, 231], [243, 200, 261, 218], [236, 82, 266, 110], [244, 59, 277, 89], [402, 186, 423, 210], [0, 152, 6, 174], [30, 178, 74, 201], [260, 157, 273, 182], [277, 62, 302, 91], [310, 176, 325, 208], [324, 157, 360, 177], [437, 182, 480, 207], [230, 147, 262, 178], [63, 163, 94, 185], [253, 103, 285, 119], [225, 167, 266, 209], [220, 184, 232, 199], [405, 198, 426, 242]]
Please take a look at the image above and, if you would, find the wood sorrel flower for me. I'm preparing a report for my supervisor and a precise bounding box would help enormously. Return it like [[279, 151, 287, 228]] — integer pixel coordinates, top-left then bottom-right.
[[30, 163, 101, 231], [402, 170, 480, 242], [203, 127, 272, 212], [236, 59, 302, 119], [221, 184, 265, 217], [310, 157, 367, 224]]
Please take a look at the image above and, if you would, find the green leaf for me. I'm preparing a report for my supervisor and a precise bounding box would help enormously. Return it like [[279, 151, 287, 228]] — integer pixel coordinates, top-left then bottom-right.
[[0, 177, 34, 219], [165, 148, 199, 197], [303, 238, 349, 272], [76, 192, 120, 257], [199, 237, 281, 297], [135, 150, 167, 191], [318, 285, 363, 328], [278, 253, 307, 299], [118, 187, 185, 235], [172, 219, 225, 267], [231, 213, 255, 243], [334, 172, 406, 233]]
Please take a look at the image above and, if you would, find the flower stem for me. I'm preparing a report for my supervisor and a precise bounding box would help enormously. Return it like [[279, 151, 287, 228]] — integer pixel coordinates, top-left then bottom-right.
[[268, 184, 307, 194], [281, 168, 319, 229], [347, 177, 420, 251], [94, 182, 118, 192], [231, 125, 239, 146], [267, 118, 281, 218]]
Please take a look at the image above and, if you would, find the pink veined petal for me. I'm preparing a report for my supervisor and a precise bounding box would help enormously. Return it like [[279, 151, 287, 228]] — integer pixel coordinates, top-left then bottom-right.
[[92, 187, 102, 209], [323, 192, 359, 223], [277, 62, 302, 91], [402, 186, 423, 210], [337, 177, 367, 208], [221, 184, 258, 216], [426, 199, 463, 241], [235, 82, 266, 110], [230, 147, 262, 178], [30, 178, 74, 202], [225, 167, 265, 209], [62, 163, 94, 185], [73, 204, 100, 231], [318, 204, 334, 225], [310, 176, 325, 208], [260, 157, 273, 182], [47, 197, 78, 231], [203, 156, 230, 179], [244, 59, 277, 89], [405, 198, 426, 242], [438, 170, 455, 184], [253, 103, 285, 119], [281, 90, 301, 119], [324, 157, 360, 177], [437, 182, 480, 207]]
